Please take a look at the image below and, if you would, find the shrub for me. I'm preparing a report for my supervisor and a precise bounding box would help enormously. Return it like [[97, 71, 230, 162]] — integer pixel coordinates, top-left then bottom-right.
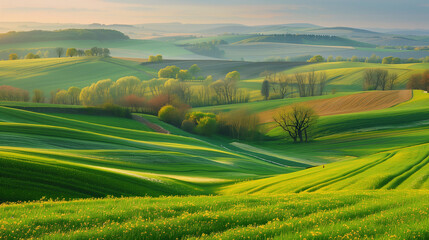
[[308, 55, 324, 63], [217, 109, 260, 140], [100, 103, 131, 118], [0, 85, 29, 101], [158, 105, 181, 126], [195, 116, 217, 136], [147, 94, 170, 114], [181, 119, 196, 133]]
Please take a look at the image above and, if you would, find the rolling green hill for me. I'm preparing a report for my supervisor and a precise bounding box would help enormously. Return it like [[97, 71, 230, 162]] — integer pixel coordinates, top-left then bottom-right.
[[222, 143, 429, 194], [234, 34, 375, 48], [0, 57, 156, 93], [0, 106, 290, 202]]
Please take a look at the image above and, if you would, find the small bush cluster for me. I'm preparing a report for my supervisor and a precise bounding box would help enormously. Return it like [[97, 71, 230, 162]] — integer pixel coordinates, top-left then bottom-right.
[[0, 85, 29, 101], [181, 111, 217, 136], [178, 109, 260, 139]]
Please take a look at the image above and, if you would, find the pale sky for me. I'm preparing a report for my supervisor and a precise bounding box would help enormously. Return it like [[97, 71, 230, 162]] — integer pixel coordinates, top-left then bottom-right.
[[0, 0, 428, 29]]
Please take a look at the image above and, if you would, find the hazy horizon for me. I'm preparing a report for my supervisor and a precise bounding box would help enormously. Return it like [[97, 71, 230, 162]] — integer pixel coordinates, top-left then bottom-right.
[[1, 0, 428, 30]]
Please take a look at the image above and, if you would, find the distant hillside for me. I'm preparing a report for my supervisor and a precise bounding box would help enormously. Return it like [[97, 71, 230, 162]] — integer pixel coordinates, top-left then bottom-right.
[[0, 29, 129, 44], [235, 34, 375, 47]]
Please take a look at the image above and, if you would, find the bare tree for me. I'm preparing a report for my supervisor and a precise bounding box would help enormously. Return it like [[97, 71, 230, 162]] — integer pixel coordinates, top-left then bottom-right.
[[277, 73, 290, 98], [273, 104, 319, 143], [307, 70, 317, 96], [363, 68, 388, 90], [295, 73, 307, 97], [387, 73, 398, 90], [318, 72, 327, 96], [55, 47, 65, 58]]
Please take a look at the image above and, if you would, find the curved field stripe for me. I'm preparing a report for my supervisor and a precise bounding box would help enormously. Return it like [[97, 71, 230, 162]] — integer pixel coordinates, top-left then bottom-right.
[[302, 153, 395, 192]]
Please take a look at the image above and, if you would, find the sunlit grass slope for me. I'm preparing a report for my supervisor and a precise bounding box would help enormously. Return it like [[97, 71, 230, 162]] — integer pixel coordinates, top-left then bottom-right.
[[222, 142, 429, 194], [0, 106, 288, 202], [1, 191, 428, 239], [0, 57, 156, 93]]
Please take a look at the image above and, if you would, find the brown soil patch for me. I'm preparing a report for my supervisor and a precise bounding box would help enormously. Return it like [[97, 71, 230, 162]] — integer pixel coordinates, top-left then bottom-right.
[[259, 90, 412, 123]]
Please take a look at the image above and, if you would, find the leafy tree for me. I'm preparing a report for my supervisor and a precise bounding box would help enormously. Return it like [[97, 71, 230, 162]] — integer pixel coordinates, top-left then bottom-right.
[[308, 55, 324, 63], [25, 53, 36, 59], [103, 48, 110, 57], [109, 76, 144, 101], [181, 119, 196, 133], [176, 70, 191, 81], [225, 71, 240, 81], [158, 105, 181, 126], [382, 56, 393, 64], [350, 56, 359, 62], [77, 49, 85, 57], [158, 65, 180, 78], [67, 87, 81, 105], [32, 89, 45, 103], [66, 48, 78, 57], [261, 79, 270, 100], [148, 56, 157, 62], [327, 55, 334, 62], [189, 64, 200, 77], [195, 116, 217, 136], [9, 53, 18, 60], [156, 55, 163, 62], [335, 56, 343, 62], [85, 50, 93, 56], [54, 90, 69, 104], [273, 104, 318, 143], [392, 57, 401, 64], [56, 47, 65, 58]]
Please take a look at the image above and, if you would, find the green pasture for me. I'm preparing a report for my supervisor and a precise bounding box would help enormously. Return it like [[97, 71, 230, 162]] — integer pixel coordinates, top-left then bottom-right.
[[0, 191, 427, 239]]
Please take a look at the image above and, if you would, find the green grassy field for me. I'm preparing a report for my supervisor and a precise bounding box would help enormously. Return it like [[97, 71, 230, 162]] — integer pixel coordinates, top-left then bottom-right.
[[1, 56, 429, 239], [222, 143, 429, 194], [0, 57, 157, 93], [1, 191, 427, 240], [0, 39, 203, 59], [0, 106, 292, 202]]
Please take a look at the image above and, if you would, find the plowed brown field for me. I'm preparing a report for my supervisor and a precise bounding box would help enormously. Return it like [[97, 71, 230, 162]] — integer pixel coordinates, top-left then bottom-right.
[[259, 90, 412, 123]]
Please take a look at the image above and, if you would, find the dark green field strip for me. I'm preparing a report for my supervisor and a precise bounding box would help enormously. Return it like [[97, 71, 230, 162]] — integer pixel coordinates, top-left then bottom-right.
[[0, 191, 427, 239], [0, 152, 201, 203]]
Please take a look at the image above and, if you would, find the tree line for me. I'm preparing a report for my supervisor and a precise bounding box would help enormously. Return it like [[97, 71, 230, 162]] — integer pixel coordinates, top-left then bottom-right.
[[407, 70, 429, 91], [363, 69, 398, 91], [184, 41, 225, 58], [265, 54, 429, 64], [260, 70, 327, 100]]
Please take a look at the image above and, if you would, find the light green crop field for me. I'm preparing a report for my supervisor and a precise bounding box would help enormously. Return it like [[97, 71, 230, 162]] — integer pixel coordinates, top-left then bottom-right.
[[238, 62, 429, 93], [222, 143, 429, 194], [0, 57, 157, 93], [0, 191, 427, 240], [218, 42, 429, 61]]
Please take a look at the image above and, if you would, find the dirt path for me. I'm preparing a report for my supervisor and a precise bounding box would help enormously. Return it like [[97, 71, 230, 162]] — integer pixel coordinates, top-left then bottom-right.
[[132, 115, 170, 134]]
